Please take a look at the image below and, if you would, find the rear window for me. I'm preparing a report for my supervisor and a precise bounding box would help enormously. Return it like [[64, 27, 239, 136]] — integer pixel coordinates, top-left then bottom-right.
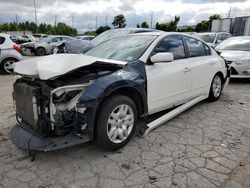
[[0, 37, 5, 44]]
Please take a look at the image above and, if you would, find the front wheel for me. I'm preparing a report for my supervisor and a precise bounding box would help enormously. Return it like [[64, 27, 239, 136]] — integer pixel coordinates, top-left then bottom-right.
[[1, 58, 18, 74], [208, 74, 223, 101], [96, 95, 137, 151], [35, 47, 46, 56]]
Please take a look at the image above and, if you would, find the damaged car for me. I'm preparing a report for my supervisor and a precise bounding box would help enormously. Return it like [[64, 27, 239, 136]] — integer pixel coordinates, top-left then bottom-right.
[[21, 35, 74, 56], [11, 32, 230, 151]]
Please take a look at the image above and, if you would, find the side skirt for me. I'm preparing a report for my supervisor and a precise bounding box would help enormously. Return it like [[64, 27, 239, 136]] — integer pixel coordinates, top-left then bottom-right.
[[141, 95, 208, 137]]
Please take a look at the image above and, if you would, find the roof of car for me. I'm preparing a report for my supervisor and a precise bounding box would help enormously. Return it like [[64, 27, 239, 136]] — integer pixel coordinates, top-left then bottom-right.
[[132, 31, 197, 37], [0, 33, 10, 38], [226, 36, 250, 40], [194, 32, 230, 35]]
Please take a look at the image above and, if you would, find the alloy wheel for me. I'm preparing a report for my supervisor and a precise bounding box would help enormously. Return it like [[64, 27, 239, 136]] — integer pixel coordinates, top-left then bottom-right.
[[106, 104, 134, 144]]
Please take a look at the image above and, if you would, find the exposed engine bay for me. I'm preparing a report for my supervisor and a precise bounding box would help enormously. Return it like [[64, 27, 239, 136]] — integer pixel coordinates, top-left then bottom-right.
[[12, 62, 122, 147]]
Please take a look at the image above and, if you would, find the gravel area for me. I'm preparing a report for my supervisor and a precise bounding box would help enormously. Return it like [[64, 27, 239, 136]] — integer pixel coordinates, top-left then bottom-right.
[[0, 74, 250, 188]]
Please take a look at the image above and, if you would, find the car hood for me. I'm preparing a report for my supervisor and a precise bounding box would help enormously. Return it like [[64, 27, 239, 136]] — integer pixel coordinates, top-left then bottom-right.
[[219, 50, 250, 61], [21, 41, 37, 46], [14, 54, 127, 80]]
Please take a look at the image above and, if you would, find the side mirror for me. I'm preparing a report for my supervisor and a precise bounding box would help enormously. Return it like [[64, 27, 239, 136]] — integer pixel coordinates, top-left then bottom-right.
[[150, 53, 174, 63]]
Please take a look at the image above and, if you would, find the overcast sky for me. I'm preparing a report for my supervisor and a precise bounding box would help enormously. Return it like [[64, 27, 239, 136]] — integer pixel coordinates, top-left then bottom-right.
[[0, 0, 250, 33]]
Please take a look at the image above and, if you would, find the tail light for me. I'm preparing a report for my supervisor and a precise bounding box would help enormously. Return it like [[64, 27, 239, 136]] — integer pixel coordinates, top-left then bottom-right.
[[13, 44, 21, 53]]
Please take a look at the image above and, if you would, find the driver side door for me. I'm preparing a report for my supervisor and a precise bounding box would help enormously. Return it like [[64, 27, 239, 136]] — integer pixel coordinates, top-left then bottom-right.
[[146, 35, 192, 114]]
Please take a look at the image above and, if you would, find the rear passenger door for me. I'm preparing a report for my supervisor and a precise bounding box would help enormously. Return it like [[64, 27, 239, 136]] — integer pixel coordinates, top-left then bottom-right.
[[183, 36, 215, 97]]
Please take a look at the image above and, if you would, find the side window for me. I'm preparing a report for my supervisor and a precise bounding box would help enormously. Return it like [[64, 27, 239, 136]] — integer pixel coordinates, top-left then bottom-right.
[[184, 36, 206, 57], [51, 37, 61, 43], [62, 37, 71, 41], [155, 35, 186, 60], [204, 44, 211, 55], [217, 34, 224, 41], [0, 37, 5, 45]]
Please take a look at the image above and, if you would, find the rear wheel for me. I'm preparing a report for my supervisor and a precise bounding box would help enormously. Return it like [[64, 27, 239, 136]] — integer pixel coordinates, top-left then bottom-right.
[[208, 74, 223, 101], [35, 47, 46, 56], [96, 95, 137, 151], [1, 58, 18, 74]]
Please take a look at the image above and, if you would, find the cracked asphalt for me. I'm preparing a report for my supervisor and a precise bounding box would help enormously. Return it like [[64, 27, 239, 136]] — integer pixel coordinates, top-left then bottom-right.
[[0, 74, 250, 188]]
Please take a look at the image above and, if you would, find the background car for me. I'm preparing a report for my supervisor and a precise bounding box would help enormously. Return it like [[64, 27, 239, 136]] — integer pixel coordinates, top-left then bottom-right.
[[21, 35, 74, 56], [0, 33, 22, 74], [32, 34, 49, 41], [75, 35, 95, 41], [194, 32, 232, 47], [91, 28, 158, 45], [215, 36, 250, 78], [53, 28, 159, 55], [22, 35, 37, 42]]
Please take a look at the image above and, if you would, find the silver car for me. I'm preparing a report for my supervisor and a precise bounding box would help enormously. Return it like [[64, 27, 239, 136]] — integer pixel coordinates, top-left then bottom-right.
[[194, 32, 232, 47], [216, 36, 250, 78], [0, 34, 22, 74], [21, 35, 74, 56]]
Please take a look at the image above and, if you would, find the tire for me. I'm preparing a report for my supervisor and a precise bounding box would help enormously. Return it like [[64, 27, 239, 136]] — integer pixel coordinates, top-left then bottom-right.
[[0, 58, 18, 74], [96, 95, 137, 151], [35, 47, 46, 56], [208, 74, 223, 101]]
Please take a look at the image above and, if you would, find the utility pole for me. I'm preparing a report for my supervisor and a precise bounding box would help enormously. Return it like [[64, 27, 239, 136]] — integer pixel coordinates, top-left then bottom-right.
[[54, 15, 57, 26], [150, 12, 153, 29], [227, 6, 232, 18], [72, 15, 74, 28], [95, 16, 98, 30], [15, 15, 20, 31], [33, 0, 38, 33], [105, 16, 108, 26]]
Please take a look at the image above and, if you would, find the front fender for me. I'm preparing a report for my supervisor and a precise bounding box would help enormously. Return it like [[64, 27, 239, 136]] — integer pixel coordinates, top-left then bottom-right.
[[76, 60, 147, 139]]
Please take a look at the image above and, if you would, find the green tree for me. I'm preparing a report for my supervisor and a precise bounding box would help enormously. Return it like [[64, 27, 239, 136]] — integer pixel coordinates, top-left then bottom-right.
[[84, 30, 96, 36], [136, 24, 140, 28], [195, 20, 210, 32], [141, 21, 149, 28], [209, 14, 221, 21], [155, 16, 180, 31], [112, 14, 126, 28], [0, 21, 77, 36], [96, 26, 111, 35]]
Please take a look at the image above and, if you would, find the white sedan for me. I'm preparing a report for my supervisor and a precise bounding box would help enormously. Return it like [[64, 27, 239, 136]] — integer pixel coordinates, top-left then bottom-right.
[[12, 32, 229, 151], [215, 36, 250, 78]]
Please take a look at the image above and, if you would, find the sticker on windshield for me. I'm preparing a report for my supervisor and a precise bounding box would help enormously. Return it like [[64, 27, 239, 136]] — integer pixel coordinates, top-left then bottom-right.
[[126, 56, 133, 61]]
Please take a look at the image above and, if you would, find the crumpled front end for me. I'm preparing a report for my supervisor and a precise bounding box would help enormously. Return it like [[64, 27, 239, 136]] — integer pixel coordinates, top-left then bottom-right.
[[11, 79, 92, 151], [11, 62, 124, 151]]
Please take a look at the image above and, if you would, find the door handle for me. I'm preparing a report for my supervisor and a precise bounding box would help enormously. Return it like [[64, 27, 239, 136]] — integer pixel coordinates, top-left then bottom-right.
[[183, 67, 191, 72]]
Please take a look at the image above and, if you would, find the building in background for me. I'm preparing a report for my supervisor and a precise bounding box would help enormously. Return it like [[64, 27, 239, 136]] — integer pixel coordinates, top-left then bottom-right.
[[211, 16, 250, 36]]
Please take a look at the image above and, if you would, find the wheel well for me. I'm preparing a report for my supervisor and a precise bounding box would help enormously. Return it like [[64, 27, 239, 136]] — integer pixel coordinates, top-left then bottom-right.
[[36, 47, 46, 52], [103, 87, 145, 119], [0, 57, 18, 65], [215, 71, 226, 84]]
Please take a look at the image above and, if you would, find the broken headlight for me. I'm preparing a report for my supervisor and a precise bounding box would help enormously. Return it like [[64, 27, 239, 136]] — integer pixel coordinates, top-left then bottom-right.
[[52, 90, 81, 104]]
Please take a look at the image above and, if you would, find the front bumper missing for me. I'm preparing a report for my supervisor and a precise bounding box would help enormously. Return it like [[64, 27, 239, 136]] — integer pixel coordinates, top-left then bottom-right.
[[10, 124, 91, 151]]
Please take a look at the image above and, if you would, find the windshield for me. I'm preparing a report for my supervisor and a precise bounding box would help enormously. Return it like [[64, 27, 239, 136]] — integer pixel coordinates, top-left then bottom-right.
[[91, 29, 130, 44], [194, 34, 215, 43], [86, 35, 157, 62], [215, 37, 250, 51]]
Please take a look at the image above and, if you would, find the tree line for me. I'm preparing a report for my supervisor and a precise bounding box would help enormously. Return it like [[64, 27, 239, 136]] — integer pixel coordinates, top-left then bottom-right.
[[0, 21, 77, 36], [0, 13, 222, 36]]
